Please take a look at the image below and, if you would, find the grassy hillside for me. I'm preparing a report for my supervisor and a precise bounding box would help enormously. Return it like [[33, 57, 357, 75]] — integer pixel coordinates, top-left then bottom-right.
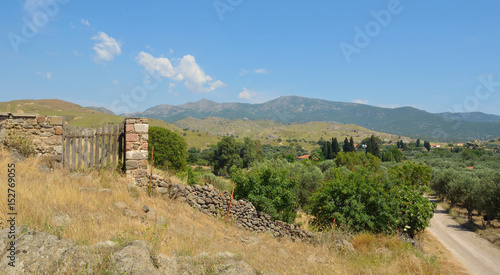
[[0, 151, 468, 274], [0, 99, 220, 149], [174, 117, 412, 151]]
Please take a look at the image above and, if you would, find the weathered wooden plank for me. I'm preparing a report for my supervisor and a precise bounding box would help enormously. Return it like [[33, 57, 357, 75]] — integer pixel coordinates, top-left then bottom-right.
[[71, 126, 76, 171], [112, 124, 118, 167], [77, 127, 82, 169], [89, 129, 94, 168], [100, 126, 106, 167], [119, 123, 124, 167], [107, 125, 112, 166], [94, 128, 100, 168], [83, 128, 89, 169]]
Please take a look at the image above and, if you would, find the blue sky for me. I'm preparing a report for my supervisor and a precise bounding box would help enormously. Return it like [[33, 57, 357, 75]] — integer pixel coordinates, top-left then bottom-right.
[[1, 0, 500, 115]]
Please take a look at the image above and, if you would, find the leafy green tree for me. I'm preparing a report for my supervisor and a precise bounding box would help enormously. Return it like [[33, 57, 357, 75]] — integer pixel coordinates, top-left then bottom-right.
[[331, 137, 340, 158], [211, 137, 243, 176], [349, 137, 356, 152], [335, 151, 381, 171], [364, 135, 381, 158], [416, 139, 421, 147], [326, 141, 333, 159], [431, 168, 454, 199], [187, 147, 201, 164], [231, 159, 297, 223], [389, 161, 432, 187], [149, 126, 187, 171], [308, 167, 435, 237], [310, 148, 325, 161], [475, 172, 500, 224], [397, 140, 408, 150], [290, 161, 324, 209], [316, 159, 336, 172], [241, 137, 263, 168], [424, 141, 431, 151], [447, 171, 480, 220], [382, 147, 404, 162], [343, 137, 351, 152]]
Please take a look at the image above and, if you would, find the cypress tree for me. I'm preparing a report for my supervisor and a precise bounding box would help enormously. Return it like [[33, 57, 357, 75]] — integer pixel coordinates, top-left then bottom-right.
[[332, 137, 340, 158], [343, 137, 350, 152], [349, 137, 356, 151], [326, 141, 333, 159]]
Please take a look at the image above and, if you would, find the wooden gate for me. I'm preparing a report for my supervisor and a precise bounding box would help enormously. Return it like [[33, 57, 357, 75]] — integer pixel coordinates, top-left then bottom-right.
[[62, 123, 124, 170]]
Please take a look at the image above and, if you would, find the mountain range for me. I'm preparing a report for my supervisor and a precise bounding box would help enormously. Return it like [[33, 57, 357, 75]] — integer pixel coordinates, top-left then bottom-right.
[[127, 96, 500, 142]]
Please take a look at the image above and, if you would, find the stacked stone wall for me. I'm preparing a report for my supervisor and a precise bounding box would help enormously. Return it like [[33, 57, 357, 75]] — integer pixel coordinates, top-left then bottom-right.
[[0, 112, 63, 161], [150, 175, 316, 242]]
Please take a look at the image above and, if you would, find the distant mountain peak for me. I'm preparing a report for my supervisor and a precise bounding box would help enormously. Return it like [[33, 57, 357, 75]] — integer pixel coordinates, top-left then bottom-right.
[[127, 96, 500, 141]]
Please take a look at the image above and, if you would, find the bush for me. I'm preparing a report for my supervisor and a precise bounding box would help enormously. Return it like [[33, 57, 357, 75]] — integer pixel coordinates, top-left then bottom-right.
[[231, 159, 297, 223], [388, 161, 432, 187], [186, 167, 199, 185], [335, 152, 381, 171], [382, 148, 404, 162], [290, 161, 324, 209], [316, 159, 336, 172], [308, 167, 435, 238], [149, 126, 187, 172], [4, 130, 36, 157]]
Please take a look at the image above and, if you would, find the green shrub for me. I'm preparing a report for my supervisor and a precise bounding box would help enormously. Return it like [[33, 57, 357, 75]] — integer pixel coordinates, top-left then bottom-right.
[[149, 126, 187, 172], [290, 161, 324, 209], [335, 151, 381, 171], [231, 159, 297, 223], [4, 130, 36, 157], [388, 161, 432, 187], [308, 167, 435, 238], [186, 167, 199, 185]]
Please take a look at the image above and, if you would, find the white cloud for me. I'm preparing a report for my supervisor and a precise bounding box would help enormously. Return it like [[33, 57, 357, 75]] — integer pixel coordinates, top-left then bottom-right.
[[352, 99, 368, 104], [111, 79, 118, 85], [378, 104, 401, 109], [91, 32, 121, 63], [168, 83, 179, 96], [254, 68, 268, 74], [238, 88, 258, 100], [239, 69, 248, 76], [81, 18, 90, 27], [36, 71, 52, 79], [136, 51, 225, 93]]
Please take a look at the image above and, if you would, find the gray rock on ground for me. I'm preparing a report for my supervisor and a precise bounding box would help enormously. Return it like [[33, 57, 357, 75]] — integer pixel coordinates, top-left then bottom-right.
[[0, 227, 257, 275]]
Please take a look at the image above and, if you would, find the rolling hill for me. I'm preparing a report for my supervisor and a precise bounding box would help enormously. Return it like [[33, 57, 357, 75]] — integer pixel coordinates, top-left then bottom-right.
[[129, 96, 500, 142], [0, 99, 219, 149], [174, 117, 410, 151]]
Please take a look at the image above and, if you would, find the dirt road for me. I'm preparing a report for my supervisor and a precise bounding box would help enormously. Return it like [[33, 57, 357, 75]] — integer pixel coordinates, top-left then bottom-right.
[[427, 197, 500, 275]]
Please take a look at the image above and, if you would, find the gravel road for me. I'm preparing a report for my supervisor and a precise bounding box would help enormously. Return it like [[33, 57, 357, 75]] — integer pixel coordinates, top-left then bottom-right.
[[427, 197, 500, 275]]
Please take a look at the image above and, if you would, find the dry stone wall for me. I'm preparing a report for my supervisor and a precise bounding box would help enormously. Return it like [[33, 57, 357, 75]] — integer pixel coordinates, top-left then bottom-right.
[[0, 112, 63, 161], [150, 175, 317, 242]]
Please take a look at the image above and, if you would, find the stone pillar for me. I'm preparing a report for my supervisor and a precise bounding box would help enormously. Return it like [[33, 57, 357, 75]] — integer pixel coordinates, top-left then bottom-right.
[[124, 118, 149, 186]]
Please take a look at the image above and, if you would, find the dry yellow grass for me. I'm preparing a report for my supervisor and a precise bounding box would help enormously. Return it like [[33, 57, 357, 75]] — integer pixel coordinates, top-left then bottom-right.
[[0, 149, 466, 274]]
